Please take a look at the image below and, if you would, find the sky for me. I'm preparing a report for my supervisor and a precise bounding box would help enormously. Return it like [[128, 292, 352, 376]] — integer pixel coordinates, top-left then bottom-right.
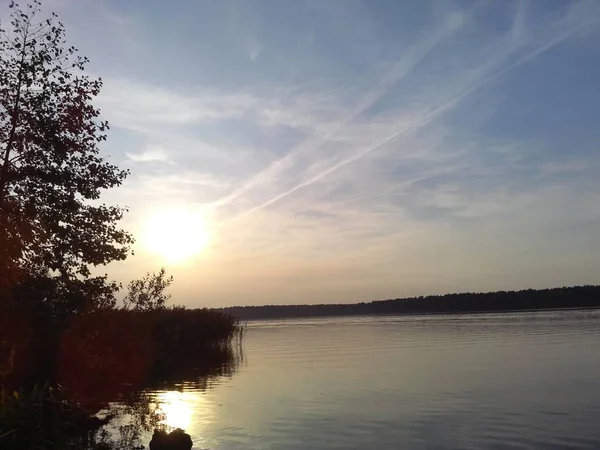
[[17, 0, 600, 307]]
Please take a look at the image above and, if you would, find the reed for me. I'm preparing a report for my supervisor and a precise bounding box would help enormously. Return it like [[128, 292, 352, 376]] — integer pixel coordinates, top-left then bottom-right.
[[0, 306, 244, 449]]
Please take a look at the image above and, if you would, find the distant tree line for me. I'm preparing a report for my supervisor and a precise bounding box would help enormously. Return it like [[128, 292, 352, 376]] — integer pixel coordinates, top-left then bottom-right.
[[219, 285, 600, 320]]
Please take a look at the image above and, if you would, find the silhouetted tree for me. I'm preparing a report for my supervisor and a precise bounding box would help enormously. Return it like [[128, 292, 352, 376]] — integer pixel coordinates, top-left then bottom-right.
[[0, 1, 133, 314], [122, 268, 174, 311]]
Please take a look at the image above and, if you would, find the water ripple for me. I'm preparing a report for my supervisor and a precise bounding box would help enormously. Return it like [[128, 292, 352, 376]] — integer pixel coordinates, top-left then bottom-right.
[[152, 310, 600, 449]]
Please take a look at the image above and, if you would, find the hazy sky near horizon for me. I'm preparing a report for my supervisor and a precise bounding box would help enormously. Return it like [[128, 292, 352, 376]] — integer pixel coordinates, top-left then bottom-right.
[[20, 0, 600, 306]]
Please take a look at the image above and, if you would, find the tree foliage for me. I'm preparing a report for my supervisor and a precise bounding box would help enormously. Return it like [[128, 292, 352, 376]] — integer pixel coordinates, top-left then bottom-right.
[[122, 268, 174, 312], [0, 1, 133, 312]]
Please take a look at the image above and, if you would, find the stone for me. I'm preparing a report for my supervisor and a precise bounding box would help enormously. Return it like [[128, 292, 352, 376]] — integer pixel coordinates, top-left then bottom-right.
[[149, 428, 193, 450]]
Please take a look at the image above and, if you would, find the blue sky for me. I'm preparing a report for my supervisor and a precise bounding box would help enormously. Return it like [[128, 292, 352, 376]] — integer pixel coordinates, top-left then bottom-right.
[[28, 0, 600, 306]]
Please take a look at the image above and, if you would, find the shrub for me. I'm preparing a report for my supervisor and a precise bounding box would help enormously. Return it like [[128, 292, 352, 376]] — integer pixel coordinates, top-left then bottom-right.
[[57, 311, 154, 410], [0, 308, 34, 391]]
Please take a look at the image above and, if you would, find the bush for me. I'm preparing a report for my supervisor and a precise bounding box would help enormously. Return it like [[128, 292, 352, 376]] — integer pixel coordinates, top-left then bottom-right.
[[0, 384, 93, 450], [57, 311, 154, 410], [0, 308, 34, 391]]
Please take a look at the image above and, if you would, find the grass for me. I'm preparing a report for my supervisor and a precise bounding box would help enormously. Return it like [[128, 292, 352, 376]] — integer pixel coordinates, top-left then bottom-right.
[[0, 384, 167, 450], [0, 306, 245, 449], [0, 383, 92, 449]]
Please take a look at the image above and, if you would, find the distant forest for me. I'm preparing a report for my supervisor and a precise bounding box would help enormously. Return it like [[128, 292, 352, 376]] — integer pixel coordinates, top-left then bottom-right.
[[219, 285, 600, 320]]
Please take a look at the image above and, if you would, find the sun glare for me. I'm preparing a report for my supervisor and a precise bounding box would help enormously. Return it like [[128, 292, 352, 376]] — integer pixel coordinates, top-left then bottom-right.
[[157, 391, 193, 430], [143, 207, 211, 263]]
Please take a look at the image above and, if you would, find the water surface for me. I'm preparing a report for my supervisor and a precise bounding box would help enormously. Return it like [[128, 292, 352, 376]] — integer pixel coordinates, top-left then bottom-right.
[[151, 310, 600, 449]]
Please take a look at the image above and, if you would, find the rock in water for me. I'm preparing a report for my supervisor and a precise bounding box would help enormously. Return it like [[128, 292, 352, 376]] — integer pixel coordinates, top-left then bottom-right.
[[149, 428, 193, 450]]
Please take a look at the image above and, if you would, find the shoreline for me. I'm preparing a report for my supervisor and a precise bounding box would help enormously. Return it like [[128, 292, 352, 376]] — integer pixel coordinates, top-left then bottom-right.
[[217, 285, 600, 321], [237, 305, 600, 322]]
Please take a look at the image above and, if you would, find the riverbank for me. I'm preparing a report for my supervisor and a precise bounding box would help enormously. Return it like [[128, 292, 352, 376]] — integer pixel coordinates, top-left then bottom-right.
[[0, 307, 243, 449], [219, 285, 600, 320]]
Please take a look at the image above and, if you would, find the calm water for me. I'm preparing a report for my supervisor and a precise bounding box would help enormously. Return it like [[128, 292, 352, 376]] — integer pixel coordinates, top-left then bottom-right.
[[149, 310, 600, 449]]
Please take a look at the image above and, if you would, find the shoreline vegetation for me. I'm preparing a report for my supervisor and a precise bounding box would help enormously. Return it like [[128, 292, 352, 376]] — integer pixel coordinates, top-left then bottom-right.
[[0, 2, 245, 448], [0, 305, 244, 449], [219, 285, 600, 320]]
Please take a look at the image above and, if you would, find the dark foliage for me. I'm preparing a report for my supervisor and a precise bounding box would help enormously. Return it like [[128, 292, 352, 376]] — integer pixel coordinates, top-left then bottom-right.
[[220, 285, 600, 320], [0, 307, 243, 449], [149, 308, 243, 386], [0, 384, 109, 450], [123, 268, 174, 311], [0, 307, 33, 391], [0, 384, 162, 450], [0, 4, 242, 449], [57, 311, 155, 410], [0, 1, 133, 314], [0, 307, 242, 402]]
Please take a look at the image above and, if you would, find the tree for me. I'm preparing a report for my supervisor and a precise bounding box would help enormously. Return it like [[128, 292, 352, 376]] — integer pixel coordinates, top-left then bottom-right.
[[0, 1, 133, 313], [122, 268, 174, 311]]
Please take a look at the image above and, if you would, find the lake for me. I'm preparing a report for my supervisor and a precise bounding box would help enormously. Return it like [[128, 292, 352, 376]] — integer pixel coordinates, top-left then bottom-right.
[[148, 309, 600, 449]]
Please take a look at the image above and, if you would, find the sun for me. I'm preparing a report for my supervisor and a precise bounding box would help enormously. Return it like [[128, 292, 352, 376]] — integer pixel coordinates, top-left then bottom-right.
[[143, 206, 211, 263]]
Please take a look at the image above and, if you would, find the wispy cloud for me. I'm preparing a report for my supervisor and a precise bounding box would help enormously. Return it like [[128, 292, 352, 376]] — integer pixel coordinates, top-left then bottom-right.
[[215, 1, 596, 224], [98, 79, 252, 129], [540, 158, 599, 175], [66, 0, 600, 305], [126, 147, 171, 163], [208, 6, 471, 211], [247, 38, 263, 62]]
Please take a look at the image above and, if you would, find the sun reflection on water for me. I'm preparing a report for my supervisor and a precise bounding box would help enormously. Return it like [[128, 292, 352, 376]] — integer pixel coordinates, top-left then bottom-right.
[[152, 387, 223, 448], [157, 391, 195, 430]]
